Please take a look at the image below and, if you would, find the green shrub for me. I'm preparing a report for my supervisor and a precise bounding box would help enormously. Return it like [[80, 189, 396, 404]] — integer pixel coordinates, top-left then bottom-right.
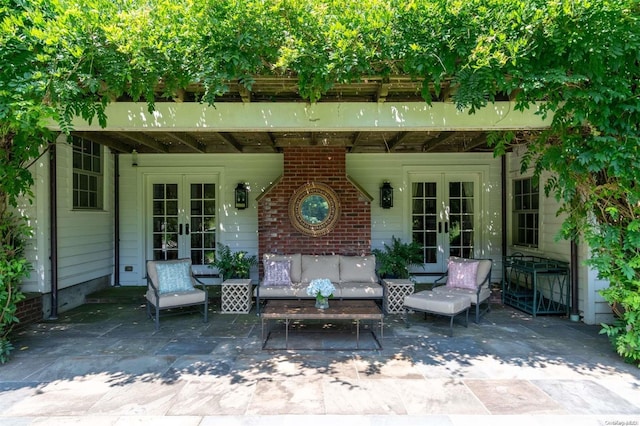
[[209, 243, 257, 280], [0, 212, 30, 364]]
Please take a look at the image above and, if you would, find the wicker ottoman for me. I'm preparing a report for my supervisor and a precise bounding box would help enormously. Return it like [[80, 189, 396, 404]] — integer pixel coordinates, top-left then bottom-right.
[[403, 290, 471, 336]]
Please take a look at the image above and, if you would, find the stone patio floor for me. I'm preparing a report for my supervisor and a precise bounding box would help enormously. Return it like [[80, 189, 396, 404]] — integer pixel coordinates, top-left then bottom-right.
[[1, 288, 639, 425]]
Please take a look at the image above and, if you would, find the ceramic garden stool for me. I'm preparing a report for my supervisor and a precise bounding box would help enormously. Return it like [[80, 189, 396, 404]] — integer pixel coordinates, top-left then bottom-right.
[[403, 290, 471, 336]]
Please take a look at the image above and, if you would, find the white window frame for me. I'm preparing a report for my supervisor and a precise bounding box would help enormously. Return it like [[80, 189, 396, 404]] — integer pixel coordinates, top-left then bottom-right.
[[72, 136, 104, 210], [512, 176, 540, 248]]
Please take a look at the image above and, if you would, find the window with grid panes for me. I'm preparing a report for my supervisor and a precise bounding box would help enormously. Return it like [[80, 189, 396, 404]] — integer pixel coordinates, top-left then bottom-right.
[[72, 136, 103, 209], [513, 177, 539, 247]]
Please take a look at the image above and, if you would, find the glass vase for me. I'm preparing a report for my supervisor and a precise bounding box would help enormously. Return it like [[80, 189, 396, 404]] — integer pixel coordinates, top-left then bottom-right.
[[315, 295, 329, 309]]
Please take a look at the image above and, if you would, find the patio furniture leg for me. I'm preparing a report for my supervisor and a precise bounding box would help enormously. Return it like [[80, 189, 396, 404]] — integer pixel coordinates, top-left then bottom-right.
[[403, 308, 411, 328], [448, 314, 454, 336], [155, 305, 160, 331]]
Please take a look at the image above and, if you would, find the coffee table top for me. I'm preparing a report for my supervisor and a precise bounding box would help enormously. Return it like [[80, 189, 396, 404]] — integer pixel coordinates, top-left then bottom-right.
[[262, 299, 383, 320]]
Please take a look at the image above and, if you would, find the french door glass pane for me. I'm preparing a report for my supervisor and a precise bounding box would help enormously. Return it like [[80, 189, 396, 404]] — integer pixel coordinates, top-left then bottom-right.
[[190, 183, 216, 266], [412, 182, 438, 264], [152, 183, 179, 260], [448, 181, 474, 258]]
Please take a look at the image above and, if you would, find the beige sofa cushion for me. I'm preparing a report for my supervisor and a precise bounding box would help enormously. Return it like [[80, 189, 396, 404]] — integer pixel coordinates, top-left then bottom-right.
[[301, 255, 340, 283], [337, 282, 383, 298], [255, 283, 308, 298], [263, 253, 302, 283], [146, 289, 206, 308], [404, 290, 470, 314], [432, 285, 491, 305], [339, 255, 377, 283]]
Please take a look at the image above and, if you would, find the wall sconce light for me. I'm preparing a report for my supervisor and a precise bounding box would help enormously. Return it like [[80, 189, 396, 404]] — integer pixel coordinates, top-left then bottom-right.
[[131, 149, 138, 167], [235, 183, 248, 209], [380, 181, 393, 209]]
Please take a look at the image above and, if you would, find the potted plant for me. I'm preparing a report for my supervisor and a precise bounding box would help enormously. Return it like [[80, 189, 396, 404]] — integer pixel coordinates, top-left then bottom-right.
[[372, 236, 424, 279], [209, 243, 257, 280]]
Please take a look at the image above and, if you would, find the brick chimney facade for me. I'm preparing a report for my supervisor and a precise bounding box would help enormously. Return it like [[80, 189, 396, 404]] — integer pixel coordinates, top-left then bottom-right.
[[257, 147, 371, 264]]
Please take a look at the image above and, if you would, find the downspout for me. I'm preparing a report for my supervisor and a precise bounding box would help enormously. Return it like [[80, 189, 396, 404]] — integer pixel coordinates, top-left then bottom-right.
[[570, 239, 580, 322], [49, 144, 58, 320], [114, 153, 120, 287], [501, 155, 507, 257]]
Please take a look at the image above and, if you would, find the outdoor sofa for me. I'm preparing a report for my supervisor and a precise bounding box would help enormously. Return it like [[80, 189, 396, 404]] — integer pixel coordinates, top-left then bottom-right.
[[254, 253, 384, 314]]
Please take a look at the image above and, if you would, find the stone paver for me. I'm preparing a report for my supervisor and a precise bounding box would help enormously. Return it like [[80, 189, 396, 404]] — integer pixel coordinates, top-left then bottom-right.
[[0, 299, 639, 425]]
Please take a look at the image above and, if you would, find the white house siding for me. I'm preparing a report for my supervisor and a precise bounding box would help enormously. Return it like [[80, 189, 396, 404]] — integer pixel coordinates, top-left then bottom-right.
[[54, 141, 115, 289], [117, 153, 283, 286], [20, 149, 51, 294], [347, 152, 504, 282], [506, 149, 613, 325], [18, 136, 115, 316]]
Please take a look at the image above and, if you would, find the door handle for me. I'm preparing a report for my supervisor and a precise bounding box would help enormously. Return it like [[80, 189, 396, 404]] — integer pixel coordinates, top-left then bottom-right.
[[185, 224, 190, 235], [445, 222, 449, 233], [179, 224, 183, 235], [438, 222, 442, 233]]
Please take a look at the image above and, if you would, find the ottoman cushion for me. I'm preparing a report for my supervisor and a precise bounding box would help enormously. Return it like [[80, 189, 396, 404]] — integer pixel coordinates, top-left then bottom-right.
[[404, 290, 470, 315]]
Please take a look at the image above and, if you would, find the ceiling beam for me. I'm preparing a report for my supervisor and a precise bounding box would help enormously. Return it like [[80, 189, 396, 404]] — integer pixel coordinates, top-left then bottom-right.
[[216, 132, 243, 152], [238, 84, 251, 103], [164, 132, 204, 153], [422, 132, 456, 152], [115, 132, 168, 153], [74, 132, 132, 153], [460, 134, 488, 151], [376, 83, 389, 103], [386, 132, 410, 152]]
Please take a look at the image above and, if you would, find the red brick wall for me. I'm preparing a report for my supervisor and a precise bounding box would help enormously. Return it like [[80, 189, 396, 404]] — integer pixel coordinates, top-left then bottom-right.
[[258, 147, 371, 264], [15, 293, 43, 330]]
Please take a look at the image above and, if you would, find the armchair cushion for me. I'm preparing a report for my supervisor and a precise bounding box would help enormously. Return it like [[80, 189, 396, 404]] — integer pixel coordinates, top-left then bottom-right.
[[263, 259, 292, 286], [155, 259, 194, 294], [446, 258, 480, 290]]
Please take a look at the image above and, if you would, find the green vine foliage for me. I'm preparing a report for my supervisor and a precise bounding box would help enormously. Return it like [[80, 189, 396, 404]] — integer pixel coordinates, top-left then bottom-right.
[[1, 0, 639, 361]]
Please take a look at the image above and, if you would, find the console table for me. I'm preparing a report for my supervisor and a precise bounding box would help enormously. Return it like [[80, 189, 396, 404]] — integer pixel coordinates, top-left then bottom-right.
[[261, 299, 384, 350], [502, 255, 570, 317]]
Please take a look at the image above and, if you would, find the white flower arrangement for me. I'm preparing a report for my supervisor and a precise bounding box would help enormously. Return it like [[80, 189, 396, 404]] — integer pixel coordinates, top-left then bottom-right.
[[306, 278, 335, 299]]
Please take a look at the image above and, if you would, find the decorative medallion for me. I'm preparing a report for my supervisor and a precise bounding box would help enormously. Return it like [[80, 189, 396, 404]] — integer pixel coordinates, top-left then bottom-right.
[[289, 182, 341, 237]]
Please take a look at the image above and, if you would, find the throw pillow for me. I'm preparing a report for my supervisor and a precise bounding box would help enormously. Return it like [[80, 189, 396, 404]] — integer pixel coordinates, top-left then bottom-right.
[[155, 260, 194, 294], [446, 258, 480, 290], [263, 259, 292, 286], [263, 253, 302, 283]]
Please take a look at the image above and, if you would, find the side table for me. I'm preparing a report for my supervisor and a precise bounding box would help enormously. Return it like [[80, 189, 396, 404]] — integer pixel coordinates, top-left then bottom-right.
[[382, 278, 415, 314], [221, 279, 253, 314]]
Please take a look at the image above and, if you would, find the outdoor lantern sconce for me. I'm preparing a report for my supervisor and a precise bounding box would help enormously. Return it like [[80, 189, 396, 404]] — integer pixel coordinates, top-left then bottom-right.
[[131, 149, 138, 167], [235, 183, 248, 210], [380, 181, 393, 209]]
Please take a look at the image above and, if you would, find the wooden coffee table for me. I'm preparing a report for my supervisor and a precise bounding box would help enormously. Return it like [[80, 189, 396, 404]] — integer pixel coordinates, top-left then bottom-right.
[[261, 299, 384, 350]]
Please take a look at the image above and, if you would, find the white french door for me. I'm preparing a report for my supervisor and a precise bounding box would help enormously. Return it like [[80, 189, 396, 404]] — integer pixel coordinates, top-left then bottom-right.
[[147, 176, 217, 270], [411, 174, 479, 273]]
